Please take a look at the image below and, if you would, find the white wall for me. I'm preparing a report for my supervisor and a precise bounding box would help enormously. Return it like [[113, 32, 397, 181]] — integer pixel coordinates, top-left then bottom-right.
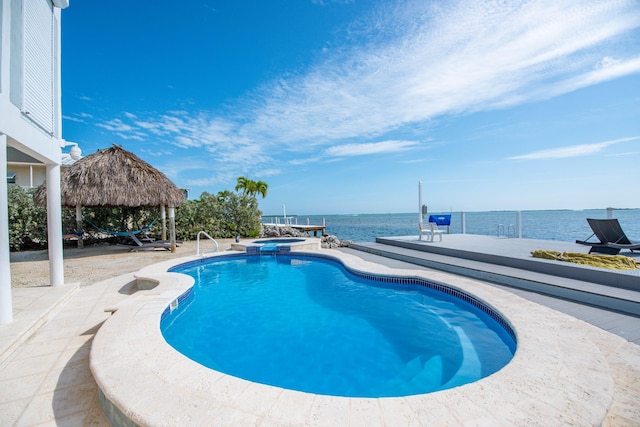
[[1, 0, 68, 324]]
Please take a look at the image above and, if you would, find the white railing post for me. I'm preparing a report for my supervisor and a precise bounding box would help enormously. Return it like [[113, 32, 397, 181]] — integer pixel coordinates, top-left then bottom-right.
[[461, 211, 466, 234], [418, 181, 423, 226], [196, 231, 219, 256], [515, 210, 522, 238]]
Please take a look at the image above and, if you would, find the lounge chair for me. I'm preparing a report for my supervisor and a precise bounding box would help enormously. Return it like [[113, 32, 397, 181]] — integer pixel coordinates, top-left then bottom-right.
[[62, 230, 84, 240], [575, 218, 640, 255], [86, 218, 172, 250], [127, 233, 171, 251]]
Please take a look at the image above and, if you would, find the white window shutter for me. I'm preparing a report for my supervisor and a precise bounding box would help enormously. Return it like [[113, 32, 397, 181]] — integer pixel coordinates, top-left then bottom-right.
[[23, 0, 54, 134]]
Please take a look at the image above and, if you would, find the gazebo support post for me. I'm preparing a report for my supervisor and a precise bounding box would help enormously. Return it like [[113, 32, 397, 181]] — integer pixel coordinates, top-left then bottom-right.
[[75, 204, 83, 249], [160, 205, 167, 241], [168, 206, 176, 253]]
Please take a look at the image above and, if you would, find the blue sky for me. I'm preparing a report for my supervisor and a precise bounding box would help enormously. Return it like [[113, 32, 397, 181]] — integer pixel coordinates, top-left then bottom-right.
[[61, 0, 640, 215]]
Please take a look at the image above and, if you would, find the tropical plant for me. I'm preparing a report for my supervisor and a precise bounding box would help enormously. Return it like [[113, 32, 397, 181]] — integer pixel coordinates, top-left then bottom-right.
[[8, 182, 262, 251], [253, 180, 268, 198], [7, 186, 47, 250], [235, 176, 250, 194], [174, 190, 262, 240], [235, 176, 268, 198]]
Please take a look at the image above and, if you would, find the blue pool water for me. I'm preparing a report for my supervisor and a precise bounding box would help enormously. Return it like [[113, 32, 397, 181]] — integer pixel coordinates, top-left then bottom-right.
[[161, 254, 516, 397]]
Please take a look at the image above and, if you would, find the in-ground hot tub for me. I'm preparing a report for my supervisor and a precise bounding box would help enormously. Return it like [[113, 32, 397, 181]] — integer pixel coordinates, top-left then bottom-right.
[[231, 237, 321, 252], [255, 238, 306, 244]]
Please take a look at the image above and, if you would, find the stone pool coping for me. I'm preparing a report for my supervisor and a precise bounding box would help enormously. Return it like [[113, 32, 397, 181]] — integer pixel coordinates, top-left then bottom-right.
[[91, 249, 615, 426]]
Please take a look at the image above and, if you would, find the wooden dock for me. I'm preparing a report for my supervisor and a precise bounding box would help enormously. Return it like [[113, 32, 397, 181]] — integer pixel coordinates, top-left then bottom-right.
[[289, 224, 326, 236], [262, 222, 326, 237]]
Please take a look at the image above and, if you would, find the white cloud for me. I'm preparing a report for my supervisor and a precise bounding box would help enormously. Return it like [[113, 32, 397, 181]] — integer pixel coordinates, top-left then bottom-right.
[[325, 140, 419, 157], [311, 0, 353, 5], [561, 56, 640, 93], [240, 0, 640, 146], [63, 115, 84, 123], [509, 136, 640, 160], [116, 132, 145, 141], [97, 118, 135, 133], [184, 176, 224, 187], [139, 148, 174, 157], [97, 0, 640, 178], [64, 111, 94, 123]]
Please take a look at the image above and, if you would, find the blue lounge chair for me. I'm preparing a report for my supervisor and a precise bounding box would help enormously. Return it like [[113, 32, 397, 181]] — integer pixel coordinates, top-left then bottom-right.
[[576, 218, 640, 255], [85, 218, 171, 250]]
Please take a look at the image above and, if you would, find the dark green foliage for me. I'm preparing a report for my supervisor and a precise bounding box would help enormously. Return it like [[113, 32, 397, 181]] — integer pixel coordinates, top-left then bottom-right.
[[175, 190, 262, 240], [8, 185, 263, 251], [7, 186, 48, 251]]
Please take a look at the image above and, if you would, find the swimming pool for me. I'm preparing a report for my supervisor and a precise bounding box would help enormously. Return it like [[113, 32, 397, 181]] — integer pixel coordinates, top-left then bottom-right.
[[92, 249, 614, 425], [162, 253, 516, 397]]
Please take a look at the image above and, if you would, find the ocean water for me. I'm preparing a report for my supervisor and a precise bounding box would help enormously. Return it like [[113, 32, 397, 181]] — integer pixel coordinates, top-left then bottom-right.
[[266, 209, 640, 243]]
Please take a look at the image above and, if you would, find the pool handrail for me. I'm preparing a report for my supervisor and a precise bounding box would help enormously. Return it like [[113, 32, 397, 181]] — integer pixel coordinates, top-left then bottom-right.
[[196, 231, 219, 256]]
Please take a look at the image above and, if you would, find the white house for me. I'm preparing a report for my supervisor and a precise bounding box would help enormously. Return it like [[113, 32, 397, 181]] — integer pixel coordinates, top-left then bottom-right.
[[7, 142, 81, 187], [1, 0, 70, 324]]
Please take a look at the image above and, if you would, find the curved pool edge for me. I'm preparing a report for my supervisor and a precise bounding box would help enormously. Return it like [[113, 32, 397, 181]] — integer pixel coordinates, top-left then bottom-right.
[[91, 249, 615, 426]]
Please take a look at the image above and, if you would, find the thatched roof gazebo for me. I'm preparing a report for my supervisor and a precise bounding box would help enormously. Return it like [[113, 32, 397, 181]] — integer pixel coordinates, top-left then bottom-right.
[[35, 144, 185, 250]]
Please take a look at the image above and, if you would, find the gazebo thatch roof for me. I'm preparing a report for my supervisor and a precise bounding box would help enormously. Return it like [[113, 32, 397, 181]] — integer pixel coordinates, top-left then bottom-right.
[[34, 145, 185, 208]]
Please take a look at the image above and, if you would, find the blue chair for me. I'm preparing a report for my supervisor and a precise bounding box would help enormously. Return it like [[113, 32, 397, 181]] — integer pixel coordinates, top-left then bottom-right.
[[429, 215, 451, 234]]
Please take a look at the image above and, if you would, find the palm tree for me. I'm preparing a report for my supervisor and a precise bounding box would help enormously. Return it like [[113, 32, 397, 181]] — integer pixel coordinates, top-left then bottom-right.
[[235, 176, 268, 198], [235, 176, 250, 195], [254, 180, 268, 198]]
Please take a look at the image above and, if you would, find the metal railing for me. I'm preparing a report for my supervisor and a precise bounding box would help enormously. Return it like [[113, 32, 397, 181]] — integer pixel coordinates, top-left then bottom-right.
[[196, 231, 219, 256]]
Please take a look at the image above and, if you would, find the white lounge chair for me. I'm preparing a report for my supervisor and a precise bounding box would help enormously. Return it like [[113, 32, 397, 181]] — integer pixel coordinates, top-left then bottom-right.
[[418, 222, 444, 242]]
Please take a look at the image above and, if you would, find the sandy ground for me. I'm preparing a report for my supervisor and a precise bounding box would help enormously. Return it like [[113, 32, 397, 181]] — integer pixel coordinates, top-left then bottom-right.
[[9, 239, 235, 288]]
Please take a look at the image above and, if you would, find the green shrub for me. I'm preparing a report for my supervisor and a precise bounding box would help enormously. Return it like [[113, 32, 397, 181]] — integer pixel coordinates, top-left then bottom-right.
[[79, 206, 160, 239], [7, 186, 48, 251], [7, 185, 262, 251], [175, 191, 261, 240]]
